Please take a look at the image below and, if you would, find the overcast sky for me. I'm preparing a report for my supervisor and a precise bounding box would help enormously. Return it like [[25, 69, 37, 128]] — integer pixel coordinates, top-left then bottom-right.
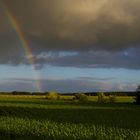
[[0, 0, 140, 92]]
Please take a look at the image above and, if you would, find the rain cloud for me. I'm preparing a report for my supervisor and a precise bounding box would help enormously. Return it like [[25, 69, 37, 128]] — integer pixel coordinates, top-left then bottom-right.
[[0, 0, 140, 69]]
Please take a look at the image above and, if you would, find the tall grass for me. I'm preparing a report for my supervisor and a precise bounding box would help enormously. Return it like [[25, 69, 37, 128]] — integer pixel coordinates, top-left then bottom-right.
[[0, 117, 140, 140], [0, 95, 139, 139]]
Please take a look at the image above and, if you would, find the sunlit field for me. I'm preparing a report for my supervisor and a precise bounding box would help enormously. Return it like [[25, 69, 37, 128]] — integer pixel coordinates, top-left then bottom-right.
[[0, 95, 139, 140]]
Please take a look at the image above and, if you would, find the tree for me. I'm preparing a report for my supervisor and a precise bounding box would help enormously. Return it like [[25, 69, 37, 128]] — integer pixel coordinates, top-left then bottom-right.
[[46, 91, 60, 100], [97, 92, 105, 103], [74, 93, 88, 102], [136, 85, 140, 92], [135, 85, 140, 104]]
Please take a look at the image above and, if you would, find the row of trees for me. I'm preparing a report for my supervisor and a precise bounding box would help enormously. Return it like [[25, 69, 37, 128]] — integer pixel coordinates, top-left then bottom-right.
[[45, 91, 116, 103], [45, 85, 140, 104]]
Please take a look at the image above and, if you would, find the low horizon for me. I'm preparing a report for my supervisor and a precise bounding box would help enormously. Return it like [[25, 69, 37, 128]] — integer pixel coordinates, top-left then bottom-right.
[[0, 89, 137, 94]]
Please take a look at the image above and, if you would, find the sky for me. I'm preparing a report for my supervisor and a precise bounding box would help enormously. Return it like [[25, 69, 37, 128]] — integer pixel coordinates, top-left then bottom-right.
[[0, 0, 140, 92]]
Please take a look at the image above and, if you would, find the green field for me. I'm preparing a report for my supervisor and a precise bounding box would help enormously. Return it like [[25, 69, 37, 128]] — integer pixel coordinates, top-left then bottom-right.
[[0, 95, 139, 140]]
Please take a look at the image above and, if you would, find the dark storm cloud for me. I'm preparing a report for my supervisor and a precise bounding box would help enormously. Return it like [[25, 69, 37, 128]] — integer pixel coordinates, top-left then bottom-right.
[[0, 0, 140, 68]]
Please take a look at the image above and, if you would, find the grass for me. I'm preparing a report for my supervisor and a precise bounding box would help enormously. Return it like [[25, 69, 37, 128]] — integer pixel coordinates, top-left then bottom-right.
[[88, 96, 135, 103], [0, 95, 139, 140]]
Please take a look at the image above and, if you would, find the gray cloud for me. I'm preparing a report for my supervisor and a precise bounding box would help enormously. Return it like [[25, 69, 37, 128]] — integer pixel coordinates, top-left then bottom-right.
[[34, 48, 140, 69], [76, 76, 116, 81], [1, 77, 138, 92], [0, 79, 36, 91], [0, 0, 140, 68]]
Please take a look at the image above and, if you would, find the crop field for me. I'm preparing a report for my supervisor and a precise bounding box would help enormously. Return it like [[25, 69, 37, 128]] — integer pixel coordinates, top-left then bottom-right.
[[0, 95, 139, 140]]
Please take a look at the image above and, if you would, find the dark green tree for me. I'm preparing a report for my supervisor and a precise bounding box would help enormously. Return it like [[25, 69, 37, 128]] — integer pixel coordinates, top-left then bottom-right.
[[135, 85, 140, 104]]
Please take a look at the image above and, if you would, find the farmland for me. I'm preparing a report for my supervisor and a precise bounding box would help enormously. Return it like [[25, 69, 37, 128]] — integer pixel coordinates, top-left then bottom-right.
[[0, 95, 139, 140]]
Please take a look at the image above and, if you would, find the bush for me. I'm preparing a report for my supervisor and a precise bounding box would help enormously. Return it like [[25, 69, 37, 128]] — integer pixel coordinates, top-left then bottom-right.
[[108, 95, 116, 103], [97, 92, 105, 103], [74, 93, 88, 102], [46, 91, 60, 100]]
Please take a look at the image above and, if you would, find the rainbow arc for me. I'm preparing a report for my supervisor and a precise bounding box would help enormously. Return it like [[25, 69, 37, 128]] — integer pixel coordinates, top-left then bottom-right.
[[1, 2, 43, 92]]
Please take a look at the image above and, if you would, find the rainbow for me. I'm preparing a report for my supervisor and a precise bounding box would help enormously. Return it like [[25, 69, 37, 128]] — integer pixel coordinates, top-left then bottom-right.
[[1, 2, 43, 92]]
